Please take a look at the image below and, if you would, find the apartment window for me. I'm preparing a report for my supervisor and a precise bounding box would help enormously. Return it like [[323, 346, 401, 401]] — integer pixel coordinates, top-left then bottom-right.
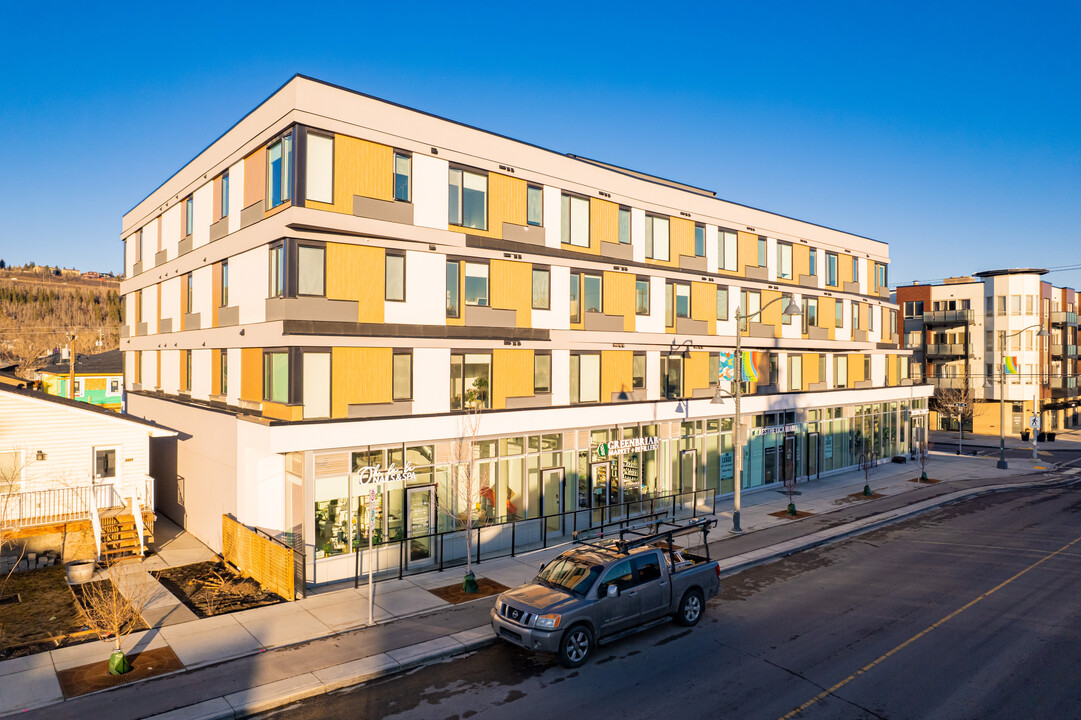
[[569, 353, 600, 404], [864, 355, 872, 381], [777, 242, 793, 280], [185, 273, 194, 313], [393, 152, 411, 202], [392, 353, 412, 401], [464, 262, 489, 306], [662, 355, 683, 398], [446, 261, 460, 317], [903, 301, 924, 318], [307, 133, 334, 204], [297, 244, 326, 296], [561, 194, 590, 247], [94, 448, 117, 480], [534, 353, 551, 393], [570, 272, 581, 323], [267, 134, 293, 208], [645, 215, 670, 261], [220, 260, 229, 307], [709, 352, 720, 387], [868, 305, 876, 331], [448, 167, 487, 230], [1027, 295, 1035, 314], [264, 351, 289, 403], [526, 185, 543, 226], [182, 350, 191, 392], [532, 268, 550, 310], [717, 286, 728, 320], [632, 353, 646, 389], [618, 207, 631, 244], [985, 330, 993, 350], [582, 274, 603, 313], [802, 297, 818, 333], [184, 196, 194, 236], [221, 172, 230, 217], [852, 256, 860, 282], [740, 290, 761, 330], [694, 224, 706, 257], [836, 300, 844, 328], [835, 355, 848, 388], [875, 262, 887, 289], [134, 229, 142, 263], [1011, 295, 1022, 315], [781, 293, 794, 325], [109, 378, 120, 394], [789, 355, 802, 392], [450, 353, 491, 409], [757, 236, 767, 267], [719, 229, 738, 272], [809, 249, 817, 277], [73, 379, 83, 396], [220, 351, 228, 397], [852, 302, 861, 329], [385, 254, 406, 302], [635, 277, 650, 315], [269, 245, 285, 298], [997, 295, 1006, 315], [826, 252, 838, 286]]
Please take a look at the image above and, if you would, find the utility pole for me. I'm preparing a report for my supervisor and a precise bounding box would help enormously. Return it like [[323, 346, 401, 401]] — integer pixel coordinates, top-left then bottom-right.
[[67, 331, 76, 399]]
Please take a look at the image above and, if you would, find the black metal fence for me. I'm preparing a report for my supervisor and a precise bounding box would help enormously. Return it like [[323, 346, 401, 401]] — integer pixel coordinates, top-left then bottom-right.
[[349, 488, 718, 587]]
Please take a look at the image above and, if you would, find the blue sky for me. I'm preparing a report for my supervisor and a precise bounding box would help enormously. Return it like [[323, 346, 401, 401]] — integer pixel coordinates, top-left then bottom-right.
[[1, 1, 1078, 289]]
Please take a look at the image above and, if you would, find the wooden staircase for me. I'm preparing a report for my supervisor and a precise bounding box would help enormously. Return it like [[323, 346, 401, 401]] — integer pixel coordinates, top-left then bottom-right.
[[98, 508, 155, 565]]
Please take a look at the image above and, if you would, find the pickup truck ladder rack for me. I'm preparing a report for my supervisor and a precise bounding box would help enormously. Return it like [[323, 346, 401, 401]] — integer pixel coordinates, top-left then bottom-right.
[[573, 517, 718, 563]]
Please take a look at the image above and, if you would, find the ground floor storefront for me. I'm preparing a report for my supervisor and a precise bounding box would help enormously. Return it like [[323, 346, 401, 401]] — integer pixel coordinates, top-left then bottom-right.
[[304, 390, 932, 586], [935, 399, 1081, 437]]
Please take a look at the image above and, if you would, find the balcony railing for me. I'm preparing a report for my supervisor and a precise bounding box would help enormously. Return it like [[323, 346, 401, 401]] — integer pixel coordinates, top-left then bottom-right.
[[1, 476, 154, 529], [925, 343, 972, 357], [1050, 376, 1079, 398], [1050, 311, 1078, 325], [1051, 344, 1078, 357], [930, 376, 968, 390], [923, 309, 974, 325]]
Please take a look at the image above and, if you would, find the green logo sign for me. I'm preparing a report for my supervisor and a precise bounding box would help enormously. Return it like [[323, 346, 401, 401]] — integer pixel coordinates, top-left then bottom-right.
[[596, 442, 609, 459]]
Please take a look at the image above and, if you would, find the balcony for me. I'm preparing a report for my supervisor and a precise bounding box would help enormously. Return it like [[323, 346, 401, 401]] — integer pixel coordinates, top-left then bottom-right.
[[1050, 376, 1078, 399], [1051, 311, 1078, 326], [930, 376, 968, 390], [1051, 344, 1078, 358], [923, 309, 974, 326], [925, 343, 972, 358]]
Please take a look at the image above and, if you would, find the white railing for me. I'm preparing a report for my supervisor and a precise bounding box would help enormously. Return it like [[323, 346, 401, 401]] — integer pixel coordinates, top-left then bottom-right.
[[1, 483, 127, 529]]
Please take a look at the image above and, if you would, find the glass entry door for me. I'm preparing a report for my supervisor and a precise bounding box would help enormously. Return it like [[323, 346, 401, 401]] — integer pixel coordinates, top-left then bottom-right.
[[680, 450, 697, 495], [407, 487, 434, 564], [806, 432, 819, 479], [783, 436, 796, 484], [542, 468, 563, 533], [591, 461, 613, 524]]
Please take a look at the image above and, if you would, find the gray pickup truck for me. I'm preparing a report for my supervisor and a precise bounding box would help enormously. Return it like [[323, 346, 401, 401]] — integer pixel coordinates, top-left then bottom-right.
[[491, 518, 721, 667]]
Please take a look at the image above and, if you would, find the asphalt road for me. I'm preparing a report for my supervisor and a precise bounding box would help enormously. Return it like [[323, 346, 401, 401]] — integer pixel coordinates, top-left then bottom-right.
[[261, 483, 1081, 720]]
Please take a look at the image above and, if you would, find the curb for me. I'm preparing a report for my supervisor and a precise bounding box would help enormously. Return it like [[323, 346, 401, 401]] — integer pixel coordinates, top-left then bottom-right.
[[143, 625, 497, 720], [717, 473, 1081, 579]]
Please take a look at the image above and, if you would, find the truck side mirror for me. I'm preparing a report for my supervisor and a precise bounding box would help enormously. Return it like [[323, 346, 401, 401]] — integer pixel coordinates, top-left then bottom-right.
[[539, 562, 547, 572], [606, 584, 619, 599]]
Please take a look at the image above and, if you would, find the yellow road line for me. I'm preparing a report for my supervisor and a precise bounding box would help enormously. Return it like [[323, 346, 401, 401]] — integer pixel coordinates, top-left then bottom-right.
[[779, 532, 1081, 720]]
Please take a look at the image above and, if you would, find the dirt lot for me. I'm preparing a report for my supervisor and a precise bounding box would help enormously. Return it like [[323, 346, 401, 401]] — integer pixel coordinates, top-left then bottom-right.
[[0, 566, 91, 659], [152, 561, 284, 618]]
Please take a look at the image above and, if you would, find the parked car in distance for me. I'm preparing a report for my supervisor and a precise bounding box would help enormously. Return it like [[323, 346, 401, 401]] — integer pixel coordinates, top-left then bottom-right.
[[491, 518, 721, 667]]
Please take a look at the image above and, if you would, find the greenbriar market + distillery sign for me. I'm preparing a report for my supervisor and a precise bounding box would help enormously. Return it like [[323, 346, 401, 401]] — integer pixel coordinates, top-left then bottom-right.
[[594, 436, 660, 458]]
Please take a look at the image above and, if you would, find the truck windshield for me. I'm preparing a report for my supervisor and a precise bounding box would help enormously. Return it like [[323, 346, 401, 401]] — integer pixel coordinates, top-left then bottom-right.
[[536, 557, 603, 596]]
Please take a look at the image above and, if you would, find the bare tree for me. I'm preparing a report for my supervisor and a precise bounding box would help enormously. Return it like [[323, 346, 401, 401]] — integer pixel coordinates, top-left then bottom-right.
[[76, 561, 151, 675], [917, 440, 933, 482], [932, 375, 984, 454], [859, 450, 878, 497], [783, 470, 799, 516], [0, 449, 30, 601], [442, 380, 486, 593]]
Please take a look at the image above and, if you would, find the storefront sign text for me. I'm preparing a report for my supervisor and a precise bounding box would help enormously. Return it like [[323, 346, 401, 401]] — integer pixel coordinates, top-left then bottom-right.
[[353, 463, 417, 485], [595, 437, 660, 458], [720, 452, 734, 479], [749, 424, 800, 438], [824, 435, 834, 460]]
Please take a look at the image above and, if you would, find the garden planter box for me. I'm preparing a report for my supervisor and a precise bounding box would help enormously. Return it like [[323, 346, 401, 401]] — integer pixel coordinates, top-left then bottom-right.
[[66, 560, 95, 585]]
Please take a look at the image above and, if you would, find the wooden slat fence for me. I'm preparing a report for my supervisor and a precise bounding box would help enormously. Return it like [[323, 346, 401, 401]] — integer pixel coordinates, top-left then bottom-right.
[[221, 515, 295, 601]]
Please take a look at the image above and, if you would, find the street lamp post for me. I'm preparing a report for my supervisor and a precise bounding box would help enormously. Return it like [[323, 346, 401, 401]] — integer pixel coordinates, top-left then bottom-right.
[[994, 324, 1048, 470], [713, 297, 801, 533]]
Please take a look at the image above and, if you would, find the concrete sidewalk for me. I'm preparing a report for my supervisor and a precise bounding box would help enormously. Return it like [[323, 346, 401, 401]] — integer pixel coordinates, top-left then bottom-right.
[[3, 449, 1079, 719]]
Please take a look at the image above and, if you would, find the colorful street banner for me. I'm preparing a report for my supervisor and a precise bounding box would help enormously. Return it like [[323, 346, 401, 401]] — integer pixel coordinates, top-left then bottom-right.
[[718, 352, 736, 382], [741, 351, 761, 382], [1004, 356, 1020, 375]]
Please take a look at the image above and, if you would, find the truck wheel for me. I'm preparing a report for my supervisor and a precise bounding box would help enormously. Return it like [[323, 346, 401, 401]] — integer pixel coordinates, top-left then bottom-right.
[[675, 589, 704, 627], [558, 624, 593, 668]]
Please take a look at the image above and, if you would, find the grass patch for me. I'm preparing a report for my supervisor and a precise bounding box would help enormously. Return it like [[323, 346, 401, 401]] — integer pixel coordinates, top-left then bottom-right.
[[0, 566, 91, 659], [152, 561, 284, 618]]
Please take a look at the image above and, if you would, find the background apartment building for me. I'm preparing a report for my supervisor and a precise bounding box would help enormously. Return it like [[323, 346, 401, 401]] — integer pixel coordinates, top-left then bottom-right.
[[897, 269, 1079, 437], [120, 75, 930, 586]]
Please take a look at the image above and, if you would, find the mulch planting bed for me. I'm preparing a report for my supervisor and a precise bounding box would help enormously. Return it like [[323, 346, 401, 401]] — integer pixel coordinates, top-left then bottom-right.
[[57, 645, 185, 698], [909, 478, 941, 484], [0, 566, 91, 660], [428, 578, 510, 604], [152, 561, 284, 618], [768, 510, 815, 520], [844, 491, 888, 501]]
